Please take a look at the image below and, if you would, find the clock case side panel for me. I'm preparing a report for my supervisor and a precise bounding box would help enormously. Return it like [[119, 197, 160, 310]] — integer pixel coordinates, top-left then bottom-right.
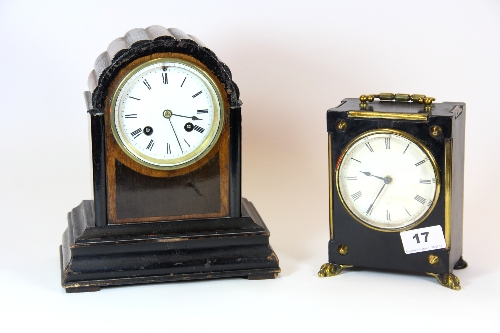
[[229, 105, 242, 217], [87, 27, 242, 224], [446, 102, 466, 272], [326, 100, 460, 275], [85, 91, 107, 227]]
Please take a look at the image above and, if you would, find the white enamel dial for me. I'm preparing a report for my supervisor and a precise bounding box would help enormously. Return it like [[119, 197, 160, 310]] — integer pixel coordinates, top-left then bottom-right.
[[111, 58, 223, 169], [336, 129, 440, 231]]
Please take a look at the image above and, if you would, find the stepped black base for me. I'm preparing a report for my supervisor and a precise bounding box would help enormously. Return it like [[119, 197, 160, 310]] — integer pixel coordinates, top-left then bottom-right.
[[60, 198, 280, 293]]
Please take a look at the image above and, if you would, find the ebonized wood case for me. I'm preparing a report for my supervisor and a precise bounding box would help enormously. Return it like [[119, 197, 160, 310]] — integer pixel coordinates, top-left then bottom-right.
[[319, 96, 467, 290], [60, 26, 280, 292]]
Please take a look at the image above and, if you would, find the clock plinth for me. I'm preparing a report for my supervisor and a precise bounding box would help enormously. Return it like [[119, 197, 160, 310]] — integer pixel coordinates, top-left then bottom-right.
[[61, 198, 279, 293]]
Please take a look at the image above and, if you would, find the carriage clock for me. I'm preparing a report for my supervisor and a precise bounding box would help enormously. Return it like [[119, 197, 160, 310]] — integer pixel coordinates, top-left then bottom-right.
[[60, 26, 280, 292], [318, 93, 467, 290]]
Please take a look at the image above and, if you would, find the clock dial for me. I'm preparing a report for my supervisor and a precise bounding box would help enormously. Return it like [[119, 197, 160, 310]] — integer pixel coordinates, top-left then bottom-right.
[[111, 58, 223, 169], [336, 129, 440, 231]]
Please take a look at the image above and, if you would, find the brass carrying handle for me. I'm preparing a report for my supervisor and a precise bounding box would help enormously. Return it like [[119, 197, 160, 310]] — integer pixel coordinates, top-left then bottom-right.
[[360, 93, 435, 105]]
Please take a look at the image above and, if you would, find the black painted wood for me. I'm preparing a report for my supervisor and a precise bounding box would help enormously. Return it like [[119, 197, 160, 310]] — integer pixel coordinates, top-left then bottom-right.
[[60, 26, 279, 291], [88, 26, 241, 111], [61, 198, 280, 292], [85, 91, 107, 227], [229, 106, 242, 217], [326, 98, 466, 276]]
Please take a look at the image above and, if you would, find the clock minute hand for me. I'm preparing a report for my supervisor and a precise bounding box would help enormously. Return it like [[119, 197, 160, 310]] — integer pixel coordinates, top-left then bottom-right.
[[170, 113, 202, 120], [168, 118, 183, 153], [366, 183, 386, 215]]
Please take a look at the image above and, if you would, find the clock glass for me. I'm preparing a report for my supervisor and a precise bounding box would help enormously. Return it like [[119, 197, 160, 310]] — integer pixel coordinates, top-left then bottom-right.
[[336, 129, 440, 231], [111, 58, 223, 169]]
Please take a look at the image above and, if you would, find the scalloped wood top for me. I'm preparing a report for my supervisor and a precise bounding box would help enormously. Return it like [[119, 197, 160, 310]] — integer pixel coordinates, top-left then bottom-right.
[[87, 25, 240, 110]]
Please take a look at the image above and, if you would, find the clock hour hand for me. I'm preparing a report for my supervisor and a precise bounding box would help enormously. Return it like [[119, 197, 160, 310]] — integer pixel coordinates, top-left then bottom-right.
[[360, 171, 386, 181], [170, 113, 202, 121]]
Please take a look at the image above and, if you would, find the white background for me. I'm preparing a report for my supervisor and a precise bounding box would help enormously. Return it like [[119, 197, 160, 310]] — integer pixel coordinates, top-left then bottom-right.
[[1, 1, 499, 331]]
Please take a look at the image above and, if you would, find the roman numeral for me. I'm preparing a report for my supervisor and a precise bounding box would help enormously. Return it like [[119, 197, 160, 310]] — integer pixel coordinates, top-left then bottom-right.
[[386, 210, 391, 221], [414, 194, 426, 205], [347, 176, 357, 180], [415, 158, 428, 167], [351, 191, 362, 201], [166, 143, 171, 154], [385, 137, 390, 149], [351, 158, 362, 163], [184, 139, 190, 147], [143, 79, 151, 90], [124, 114, 137, 118], [405, 207, 411, 216], [197, 109, 208, 114], [427, 200, 433, 207], [181, 77, 186, 87], [192, 91, 202, 98], [403, 143, 409, 154], [419, 179, 431, 184], [131, 128, 142, 139], [162, 73, 168, 84], [193, 125, 205, 133], [365, 142, 374, 152], [146, 140, 154, 151], [129, 96, 140, 100]]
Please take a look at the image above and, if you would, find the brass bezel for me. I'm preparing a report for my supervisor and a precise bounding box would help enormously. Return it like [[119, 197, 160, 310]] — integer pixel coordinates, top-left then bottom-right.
[[110, 57, 224, 170], [335, 128, 441, 232]]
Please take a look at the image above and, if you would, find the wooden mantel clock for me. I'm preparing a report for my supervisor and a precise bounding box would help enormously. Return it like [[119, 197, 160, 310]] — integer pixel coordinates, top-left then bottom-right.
[[319, 93, 467, 290], [60, 26, 280, 292]]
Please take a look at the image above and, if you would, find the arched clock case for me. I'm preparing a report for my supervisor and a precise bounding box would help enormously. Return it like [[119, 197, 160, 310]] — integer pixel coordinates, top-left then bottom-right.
[[60, 26, 280, 292]]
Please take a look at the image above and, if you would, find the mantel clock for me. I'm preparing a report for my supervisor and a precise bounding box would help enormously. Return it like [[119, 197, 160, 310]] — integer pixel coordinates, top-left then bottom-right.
[[319, 93, 467, 290], [60, 26, 280, 292]]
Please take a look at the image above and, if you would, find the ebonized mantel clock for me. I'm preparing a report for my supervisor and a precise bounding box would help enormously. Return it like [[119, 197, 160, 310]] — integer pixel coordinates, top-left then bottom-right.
[[319, 93, 467, 290], [60, 26, 280, 292]]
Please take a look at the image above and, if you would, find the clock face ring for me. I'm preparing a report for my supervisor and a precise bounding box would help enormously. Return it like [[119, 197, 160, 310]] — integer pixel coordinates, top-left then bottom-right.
[[110, 57, 224, 170], [336, 129, 440, 232]]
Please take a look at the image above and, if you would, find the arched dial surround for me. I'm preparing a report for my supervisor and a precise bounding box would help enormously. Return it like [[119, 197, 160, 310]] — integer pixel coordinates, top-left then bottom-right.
[[336, 129, 440, 231], [111, 58, 224, 170]]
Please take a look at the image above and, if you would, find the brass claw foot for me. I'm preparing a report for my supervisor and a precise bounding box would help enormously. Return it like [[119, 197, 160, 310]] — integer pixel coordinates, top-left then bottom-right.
[[318, 263, 353, 277], [426, 272, 461, 290]]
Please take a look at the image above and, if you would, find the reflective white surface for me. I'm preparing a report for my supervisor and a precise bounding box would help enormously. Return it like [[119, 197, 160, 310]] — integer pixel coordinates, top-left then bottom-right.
[[338, 131, 438, 230], [114, 60, 221, 167]]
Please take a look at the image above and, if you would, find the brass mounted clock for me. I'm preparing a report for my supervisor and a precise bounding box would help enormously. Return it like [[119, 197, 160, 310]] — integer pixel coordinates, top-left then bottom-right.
[[319, 93, 467, 290], [60, 26, 280, 292]]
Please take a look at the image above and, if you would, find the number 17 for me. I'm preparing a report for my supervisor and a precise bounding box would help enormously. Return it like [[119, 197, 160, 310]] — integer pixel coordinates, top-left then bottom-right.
[[413, 232, 429, 244]]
